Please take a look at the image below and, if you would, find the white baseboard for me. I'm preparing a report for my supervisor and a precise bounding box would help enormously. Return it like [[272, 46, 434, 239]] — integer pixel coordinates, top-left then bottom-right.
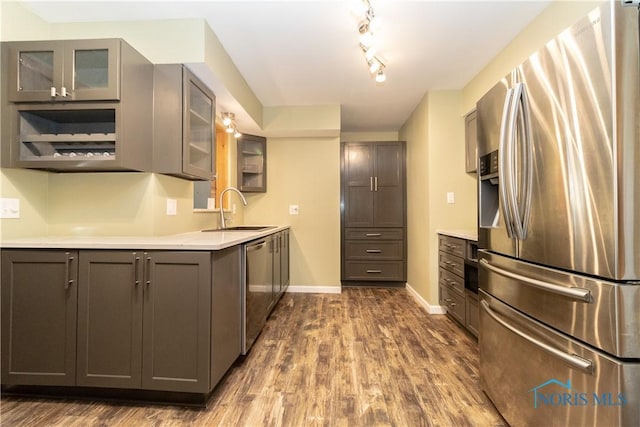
[[286, 285, 342, 294], [406, 283, 446, 314]]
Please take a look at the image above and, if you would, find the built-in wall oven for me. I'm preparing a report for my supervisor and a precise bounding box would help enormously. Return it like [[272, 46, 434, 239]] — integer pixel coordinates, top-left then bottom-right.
[[242, 236, 273, 355]]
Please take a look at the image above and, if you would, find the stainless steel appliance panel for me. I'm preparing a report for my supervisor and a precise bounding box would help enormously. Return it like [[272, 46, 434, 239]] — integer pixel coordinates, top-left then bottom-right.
[[479, 250, 640, 358], [477, 1, 640, 281], [242, 237, 273, 355], [477, 78, 518, 259], [516, 1, 617, 278], [479, 290, 640, 427]]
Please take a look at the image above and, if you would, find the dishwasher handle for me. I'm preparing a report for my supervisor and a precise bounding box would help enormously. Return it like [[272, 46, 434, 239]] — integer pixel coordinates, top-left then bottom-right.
[[246, 241, 267, 252]]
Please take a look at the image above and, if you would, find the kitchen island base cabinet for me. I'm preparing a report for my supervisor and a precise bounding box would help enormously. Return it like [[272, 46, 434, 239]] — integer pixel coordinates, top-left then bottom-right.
[[142, 252, 211, 393], [77, 251, 143, 389], [1, 250, 78, 386], [1, 248, 242, 399]]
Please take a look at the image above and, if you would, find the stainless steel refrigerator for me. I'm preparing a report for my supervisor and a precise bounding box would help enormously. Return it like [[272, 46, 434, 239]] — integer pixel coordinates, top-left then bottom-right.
[[476, 1, 640, 425]]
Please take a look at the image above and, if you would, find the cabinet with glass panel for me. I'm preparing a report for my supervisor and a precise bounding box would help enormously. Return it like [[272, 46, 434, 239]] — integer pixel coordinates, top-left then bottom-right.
[[1, 39, 153, 171], [237, 134, 267, 193], [6, 39, 122, 102], [153, 64, 216, 180]]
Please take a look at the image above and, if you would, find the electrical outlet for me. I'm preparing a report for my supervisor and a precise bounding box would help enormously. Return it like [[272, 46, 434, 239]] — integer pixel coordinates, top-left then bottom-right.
[[289, 205, 299, 215], [447, 192, 455, 204], [0, 198, 20, 218]]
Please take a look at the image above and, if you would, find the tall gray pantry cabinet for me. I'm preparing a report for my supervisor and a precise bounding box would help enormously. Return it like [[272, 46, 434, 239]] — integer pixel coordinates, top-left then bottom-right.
[[341, 141, 407, 285]]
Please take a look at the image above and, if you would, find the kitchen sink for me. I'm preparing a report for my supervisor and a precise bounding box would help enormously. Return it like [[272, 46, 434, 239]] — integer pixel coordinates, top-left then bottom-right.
[[202, 225, 277, 232]]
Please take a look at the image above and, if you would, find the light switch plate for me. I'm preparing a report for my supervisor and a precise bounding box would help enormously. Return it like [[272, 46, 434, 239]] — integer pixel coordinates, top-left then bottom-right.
[[166, 198, 177, 216], [0, 198, 20, 218], [447, 192, 455, 204], [289, 204, 299, 215]]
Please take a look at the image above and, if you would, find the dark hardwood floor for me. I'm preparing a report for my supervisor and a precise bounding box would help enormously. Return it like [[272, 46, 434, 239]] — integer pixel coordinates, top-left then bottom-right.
[[0, 288, 505, 426]]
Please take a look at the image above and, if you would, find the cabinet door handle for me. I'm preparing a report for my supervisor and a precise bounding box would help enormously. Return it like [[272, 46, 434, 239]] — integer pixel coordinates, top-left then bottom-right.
[[374, 176, 378, 192], [145, 255, 152, 286], [370, 176, 374, 191], [64, 252, 75, 290], [133, 253, 141, 286], [366, 249, 382, 253], [365, 233, 382, 237], [366, 269, 382, 274]]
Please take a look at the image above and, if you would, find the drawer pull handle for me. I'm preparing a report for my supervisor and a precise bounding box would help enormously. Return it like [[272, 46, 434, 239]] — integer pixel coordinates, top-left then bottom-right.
[[367, 269, 382, 274], [481, 300, 593, 374], [366, 233, 382, 237], [366, 249, 382, 253]]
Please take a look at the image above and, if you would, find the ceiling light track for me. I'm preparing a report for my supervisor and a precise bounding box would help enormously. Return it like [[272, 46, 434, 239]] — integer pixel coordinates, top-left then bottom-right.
[[353, 0, 386, 84], [221, 112, 242, 138]]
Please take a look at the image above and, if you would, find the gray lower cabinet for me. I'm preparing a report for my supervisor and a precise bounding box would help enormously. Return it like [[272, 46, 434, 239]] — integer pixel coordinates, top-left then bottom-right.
[[77, 251, 143, 389], [1, 250, 78, 386], [142, 251, 211, 393], [438, 234, 479, 337], [272, 230, 290, 303], [1, 247, 241, 396]]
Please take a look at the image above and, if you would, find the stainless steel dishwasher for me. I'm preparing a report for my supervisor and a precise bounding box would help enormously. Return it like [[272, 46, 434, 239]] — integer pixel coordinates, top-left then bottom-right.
[[242, 236, 273, 354]]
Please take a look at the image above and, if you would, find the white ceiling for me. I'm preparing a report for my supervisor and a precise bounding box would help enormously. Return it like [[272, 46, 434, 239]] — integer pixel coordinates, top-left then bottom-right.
[[19, 0, 552, 132]]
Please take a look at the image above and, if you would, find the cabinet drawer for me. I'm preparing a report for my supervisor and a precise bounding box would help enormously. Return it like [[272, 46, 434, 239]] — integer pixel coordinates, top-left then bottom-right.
[[439, 267, 464, 295], [344, 241, 403, 260], [439, 235, 465, 258], [345, 228, 403, 240], [440, 285, 465, 325], [439, 252, 464, 277], [343, 261, 404, 281]]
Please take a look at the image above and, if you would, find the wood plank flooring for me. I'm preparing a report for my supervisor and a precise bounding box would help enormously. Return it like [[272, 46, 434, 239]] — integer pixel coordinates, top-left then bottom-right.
[[0, 288, 506, 426]]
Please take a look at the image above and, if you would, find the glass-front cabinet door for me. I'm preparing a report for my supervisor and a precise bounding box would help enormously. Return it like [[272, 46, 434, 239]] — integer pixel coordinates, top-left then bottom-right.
[[237, 134, 267, 193], [6, 39, 120, 102], [182, 70, 215, 179], [64, 39, 120, 101], [7, 41, 64, 102]]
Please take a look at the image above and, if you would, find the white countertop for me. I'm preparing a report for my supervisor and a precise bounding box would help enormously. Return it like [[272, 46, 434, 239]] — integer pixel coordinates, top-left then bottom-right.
[[436, 229, 478, 241], [0, 225, 290, 251]]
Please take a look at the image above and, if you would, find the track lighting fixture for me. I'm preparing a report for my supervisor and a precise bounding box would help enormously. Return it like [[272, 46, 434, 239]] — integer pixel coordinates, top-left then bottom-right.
[[221, 112, 241, 138], [353, 0, 387, 83]]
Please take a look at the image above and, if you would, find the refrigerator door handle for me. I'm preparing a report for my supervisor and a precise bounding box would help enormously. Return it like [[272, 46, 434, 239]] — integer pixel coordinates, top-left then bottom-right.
[[518, 84, 534, 239], [507, 83, 524, 239], [499, 88, 516, 238], [480, 259, 592, 302], [507, 83, 534, 241], [480, 300, 594, 374]]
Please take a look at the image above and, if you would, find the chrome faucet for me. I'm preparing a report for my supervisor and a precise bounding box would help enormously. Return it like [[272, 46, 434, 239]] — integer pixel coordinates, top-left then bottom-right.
[[219, 187, 248, 229]]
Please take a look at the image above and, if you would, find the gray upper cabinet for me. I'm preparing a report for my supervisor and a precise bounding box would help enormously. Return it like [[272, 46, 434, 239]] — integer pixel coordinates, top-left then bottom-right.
[[237, 134, 267, 192], [153, 65, 216, 180], [465, 109, 478, 173], [1, 39, 153, 172], [76, 251, 143, 389], [1, 250, 78, 386], [6, 39, 122, 103], [343, 141, 405, 228]]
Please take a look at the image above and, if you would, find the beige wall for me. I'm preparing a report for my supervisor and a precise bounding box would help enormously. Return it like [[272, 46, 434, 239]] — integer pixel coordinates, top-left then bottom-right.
[[400, 91, 476, 305], [243, 137, 341, 287]]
